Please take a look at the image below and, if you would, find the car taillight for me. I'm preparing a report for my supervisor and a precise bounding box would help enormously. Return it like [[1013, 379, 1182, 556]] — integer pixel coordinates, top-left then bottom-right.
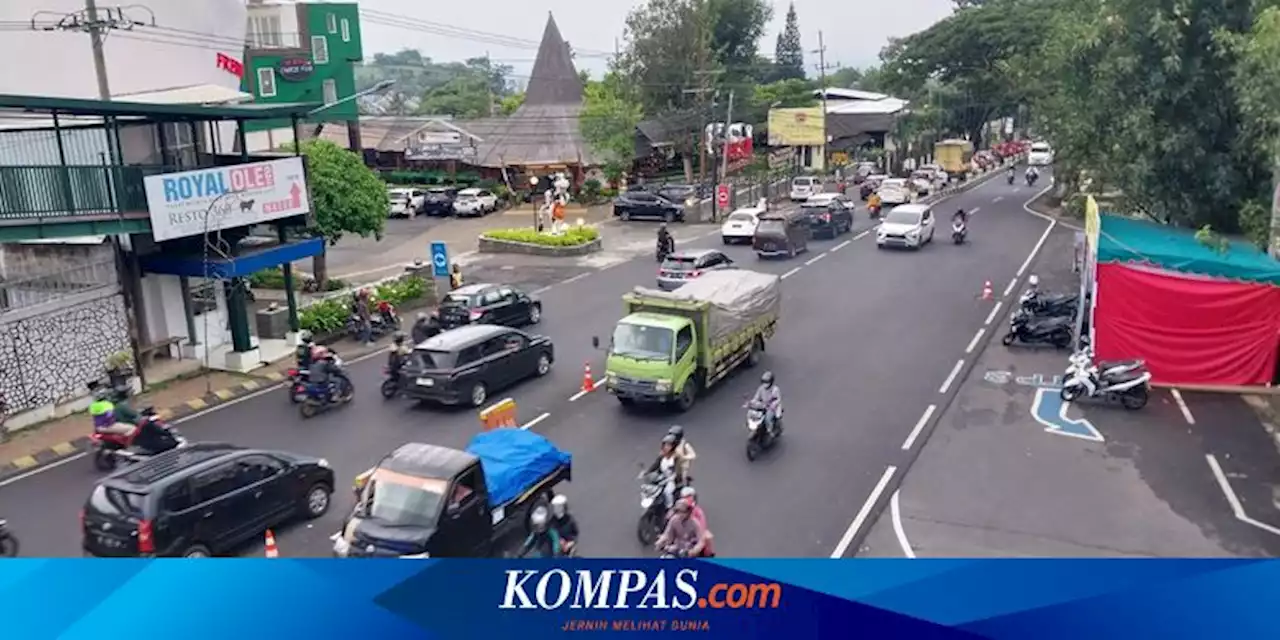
[[821, 214, 830, 222], [287, 369, 298, 377], [138, 519, 154, 554], [689, 270, 702, 278], [469, 310, 483, 320]]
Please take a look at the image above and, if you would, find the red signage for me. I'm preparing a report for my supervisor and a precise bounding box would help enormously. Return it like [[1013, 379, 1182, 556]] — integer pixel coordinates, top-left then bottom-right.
[[216, 52, 243, 78], [716, 184, 731, 209]]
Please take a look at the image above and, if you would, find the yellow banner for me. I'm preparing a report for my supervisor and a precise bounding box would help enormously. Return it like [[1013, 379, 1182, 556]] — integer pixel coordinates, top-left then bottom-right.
[[768, 107, 825, 146], [1084, 194, 1100, 249]]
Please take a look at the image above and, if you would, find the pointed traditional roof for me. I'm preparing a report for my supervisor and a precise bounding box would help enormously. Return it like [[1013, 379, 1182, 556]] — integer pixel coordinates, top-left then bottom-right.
[[523, 13, 583, 106]]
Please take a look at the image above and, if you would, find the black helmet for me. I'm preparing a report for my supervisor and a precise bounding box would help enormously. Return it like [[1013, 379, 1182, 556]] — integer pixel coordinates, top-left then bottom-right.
[[299, 330, 314, 345], [666, 425, 685, 443], [761, 371, 775, 385], [661, 434, 678, 448], [393, 331, 407, 344]]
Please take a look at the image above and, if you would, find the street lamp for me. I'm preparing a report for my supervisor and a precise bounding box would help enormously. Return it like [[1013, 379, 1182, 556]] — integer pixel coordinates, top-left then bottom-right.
[[309, 79, 396, 138]]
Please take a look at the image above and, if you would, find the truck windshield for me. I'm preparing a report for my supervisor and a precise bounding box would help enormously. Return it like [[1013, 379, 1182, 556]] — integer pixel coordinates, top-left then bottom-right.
[[611, 323, 674, 363], [364, 469, 448, 528]]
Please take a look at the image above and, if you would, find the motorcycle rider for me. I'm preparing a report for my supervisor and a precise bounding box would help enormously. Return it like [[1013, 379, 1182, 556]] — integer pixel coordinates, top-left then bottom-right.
[[411, 311, 434, 344], [295, 331, 315, 370], [387, 332, 411, 381], [646, 434, 682, 510], [655, 499, 707, 557], [307, 347, 342, 403], [1007, 165, 1016, 183], [656, 223, 675, 260], [549, 494, 579, 555], [675, 487, 714, 557], [952, 208, 967, 225], [519, 506, 563, 558], [89, 386, 137, 437], [749, 371, 783, 436], [867, 191, 882, 217], [666, 425, 696, 485], [1025, 166, 1039, 184]]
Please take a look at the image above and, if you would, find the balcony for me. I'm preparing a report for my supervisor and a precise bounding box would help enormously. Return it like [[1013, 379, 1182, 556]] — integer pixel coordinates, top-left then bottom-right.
[[0, 164, 173, 240]]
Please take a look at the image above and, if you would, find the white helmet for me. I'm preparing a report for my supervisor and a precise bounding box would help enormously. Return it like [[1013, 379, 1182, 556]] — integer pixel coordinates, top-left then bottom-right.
[[530, 505, 549, 530], [550, 494, 568, 517], [1028, 274, 1040, 287]]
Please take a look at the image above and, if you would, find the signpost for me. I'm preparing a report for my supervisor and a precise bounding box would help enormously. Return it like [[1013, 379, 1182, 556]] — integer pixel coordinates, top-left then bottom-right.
[[716, 184, 730, 209], [431, 241, 450, 277]]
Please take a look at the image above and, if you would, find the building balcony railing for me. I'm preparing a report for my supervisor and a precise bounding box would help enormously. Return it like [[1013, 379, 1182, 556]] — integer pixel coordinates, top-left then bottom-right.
[[0, 164, 175, 221]]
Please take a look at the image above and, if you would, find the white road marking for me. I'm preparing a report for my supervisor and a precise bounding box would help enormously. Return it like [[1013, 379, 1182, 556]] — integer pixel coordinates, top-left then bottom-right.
[[568, 386, 600, 402], [938, 359, 965, 394], [701, 231, 720, 239], [832, 239, 852, 252], [532, 286, 551, 295], [900, 404, 937, 451], [781, 267, 802, 279], [993, 196, 1004, 203], [561, 272, 591, 286], [1003, 277, 1018, 298], [830, 465, 897, 558], [969, 207, 981, 214], [0, 451, 89, 487], [521, 412, 551, 430], [890, 490, 917, 559], [964, 328, 986, 354], [1016, 218, 1058, 278], [804, 253, 827, 266], [1206, 453, 1280, 538], [1170, 389, 1196, 425], [983, 301, 1004, 326], [854, 230, 872, 241]]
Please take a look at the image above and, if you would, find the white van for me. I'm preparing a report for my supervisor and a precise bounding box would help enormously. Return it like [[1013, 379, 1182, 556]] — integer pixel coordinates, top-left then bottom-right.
[[789, 176, 822, 201], [1027, 142, 1054, 166]]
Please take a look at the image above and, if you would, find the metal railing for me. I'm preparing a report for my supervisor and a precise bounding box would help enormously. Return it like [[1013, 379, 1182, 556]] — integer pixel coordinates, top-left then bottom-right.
[[0, 258, 118, 314], [0, 164, 170, 220]]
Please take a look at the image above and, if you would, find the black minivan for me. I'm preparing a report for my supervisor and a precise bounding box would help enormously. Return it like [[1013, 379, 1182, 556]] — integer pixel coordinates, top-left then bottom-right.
[[81, 443, 334, 558], [753, 210, 810, 258]]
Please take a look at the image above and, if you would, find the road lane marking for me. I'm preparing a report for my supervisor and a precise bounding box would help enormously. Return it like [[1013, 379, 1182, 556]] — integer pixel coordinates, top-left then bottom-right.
[[569, 385, 600, 401], [964, 328, 986, 354], [1206, 454, 1280, 538], [830, 465, 897, 558], [804, 253, 827, 266], [853, 230, 871, 241], [1003, 277, 1018, 298], [1016, 218, 1058, 277], [939, 359, 965, 394], [832, 239, 852, 252], [532, 286, 551, 295], [901, 404, 937, 451], [522, 412, 551, 430], [993, 196, 1003, 203], [561, 273, 591, 286], [983, 301, 1003, 326], [1170, 389, 1196, 424], [781, 267, 802, 279], [890, 490, 917, 559], [969, 207, 981, 215]]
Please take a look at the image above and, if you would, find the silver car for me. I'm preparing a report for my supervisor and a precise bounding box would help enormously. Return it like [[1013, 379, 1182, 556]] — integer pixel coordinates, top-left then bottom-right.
[[656, 249, 736, 291]]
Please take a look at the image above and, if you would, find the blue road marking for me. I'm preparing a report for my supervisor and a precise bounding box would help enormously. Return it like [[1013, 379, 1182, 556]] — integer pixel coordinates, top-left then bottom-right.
[[1032, 387, 1104, 442]]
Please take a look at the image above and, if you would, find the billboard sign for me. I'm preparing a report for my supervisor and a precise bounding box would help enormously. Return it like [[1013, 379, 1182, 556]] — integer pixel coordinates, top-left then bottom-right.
[[278, 57, 314, 81], [143, 157, 311, 242], [406, 143, 477, 161], [767, 107, 825, 146]]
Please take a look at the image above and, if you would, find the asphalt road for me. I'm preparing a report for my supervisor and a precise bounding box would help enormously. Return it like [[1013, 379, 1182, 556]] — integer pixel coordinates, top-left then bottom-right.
[[0, 172, 1054, 558]]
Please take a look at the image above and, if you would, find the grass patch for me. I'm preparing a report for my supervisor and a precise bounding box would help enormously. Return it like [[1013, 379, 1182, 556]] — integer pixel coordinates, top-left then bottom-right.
[[482, 226, 600, 247]]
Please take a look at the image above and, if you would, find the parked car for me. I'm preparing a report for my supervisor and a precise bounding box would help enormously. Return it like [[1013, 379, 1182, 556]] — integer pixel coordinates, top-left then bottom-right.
[[721, 200, 767, 244], [388, 187, 425, 218], [789, 176, 822, 201], [613, 191, 685, 222], [876, 203, 936, 250], [860, 174, 888, 200], [657, 249, 736, 291], [799, 193, 855, 239], [81, 443, 334, 557], [656, 184, 703, 207], [453, 188, 499, 216], [398, 324, 554, 407], [421, 187, 457, 216], [877, 178, 914, 205], [426, 283, 542, 335]]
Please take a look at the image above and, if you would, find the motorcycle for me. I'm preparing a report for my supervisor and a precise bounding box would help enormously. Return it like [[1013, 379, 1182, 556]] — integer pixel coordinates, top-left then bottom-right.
[[1025, 172, 1039, 187], [952, 220, 967, 244], [1002, 314, 1073, 349], [1019, 289, 1079, 316], [287, 367, 309, 403], [91, 408, 187, 471], [1060, 357, 1152, 410], [1066, 348, 1146, 381], [1007, 172, 1015, 185], [381, 365, 402, 399], [0, 520, 16, 557], [636, 469, 671, 546], [299, 374, 355, 419], [745, 400, 782, 461], [656, 237, 674, 263]]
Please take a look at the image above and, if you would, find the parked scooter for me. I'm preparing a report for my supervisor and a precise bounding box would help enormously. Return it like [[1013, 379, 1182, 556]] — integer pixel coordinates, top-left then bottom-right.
[[1002, 314, 1073, 348], [745, 400, 782, 461], [0, 520, 17, 557], [1019, 288, 1079, 317], [952, 220, 967, 244], [636, 469, 672, 546], [1066, 348, 1146, 380], [1060, 355, 1152, 410]]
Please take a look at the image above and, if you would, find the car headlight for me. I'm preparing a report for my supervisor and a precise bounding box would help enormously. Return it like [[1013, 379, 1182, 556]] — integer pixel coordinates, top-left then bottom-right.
[[907, 230, 920, 238], [605, 371, 617, 384], [655, 379, 672, 392], [317, 458, 330, 468]]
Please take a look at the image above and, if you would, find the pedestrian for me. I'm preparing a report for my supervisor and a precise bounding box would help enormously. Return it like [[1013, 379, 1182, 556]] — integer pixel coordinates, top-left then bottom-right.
[[450, 263, 463, 290], [354, 288, 373, 347]]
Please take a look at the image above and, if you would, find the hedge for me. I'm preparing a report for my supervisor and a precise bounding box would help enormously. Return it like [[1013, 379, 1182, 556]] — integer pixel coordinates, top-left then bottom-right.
[[481, 226, 600, 247], [298, 276, 430, 335]]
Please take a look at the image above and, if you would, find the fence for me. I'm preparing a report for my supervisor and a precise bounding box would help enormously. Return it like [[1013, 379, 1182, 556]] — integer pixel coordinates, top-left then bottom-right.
[[0, 257, 118, 315]]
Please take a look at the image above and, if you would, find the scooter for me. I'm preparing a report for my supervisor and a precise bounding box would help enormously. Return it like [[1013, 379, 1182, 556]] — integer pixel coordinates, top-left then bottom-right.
[[1066, 348, 1146, 380], [299, 375, 355, 419], [952, 220, 967, 244], [1026, 172, 1039, 187], [287, 367, 309, 403], [90, 408, 187, 470], [745, 400, 782, 461], [0, 520, 17, 557], [1002, 314, 1073, 348], [381, 365, 402, 399], [1019, 289, 1079, 316], [110, 409, 188, 465], [636, 469, 672, 546], [1060, 360, 1152, 410]]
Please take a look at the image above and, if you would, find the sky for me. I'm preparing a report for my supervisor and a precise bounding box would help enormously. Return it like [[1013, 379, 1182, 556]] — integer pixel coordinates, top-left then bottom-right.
[[354, 0, 957, 81]]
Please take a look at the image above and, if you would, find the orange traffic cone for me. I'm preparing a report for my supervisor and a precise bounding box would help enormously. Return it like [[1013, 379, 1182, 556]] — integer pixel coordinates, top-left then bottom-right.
[[981, 281, 993, 300], [264, 529, 279, 558], [582, 362, 595, 393]]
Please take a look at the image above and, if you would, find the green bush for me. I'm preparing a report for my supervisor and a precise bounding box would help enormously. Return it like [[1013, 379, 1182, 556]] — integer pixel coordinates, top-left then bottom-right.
[[297, 275, 430, 334], [482, 226, 600, 247], [249, 267, 346, 291]]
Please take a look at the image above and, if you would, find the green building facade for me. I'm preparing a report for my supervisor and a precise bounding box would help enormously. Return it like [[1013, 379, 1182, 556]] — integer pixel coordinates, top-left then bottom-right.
[[241, 2, 363, 132]]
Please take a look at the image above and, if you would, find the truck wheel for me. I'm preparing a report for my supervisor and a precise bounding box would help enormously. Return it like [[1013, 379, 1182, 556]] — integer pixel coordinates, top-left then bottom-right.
[[746, 337, 763, 368], [617, 397, 635, 408], [674, 378, 698, 413]]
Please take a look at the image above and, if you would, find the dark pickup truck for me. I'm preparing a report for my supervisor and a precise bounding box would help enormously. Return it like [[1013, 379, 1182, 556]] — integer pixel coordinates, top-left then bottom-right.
[[331, 428, 571, 558]]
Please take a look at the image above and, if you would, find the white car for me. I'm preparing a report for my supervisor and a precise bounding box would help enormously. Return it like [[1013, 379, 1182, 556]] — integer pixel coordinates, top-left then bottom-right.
[[453, 188, 499, 216], [908, 171, 934, 196], [790, 176, 822, 201], [1028, 142, 1054, 166], [387, 187, 425, 218], [876, 203, 935, 250], [721, 200, 767, 244], [877, 178, 914, 205]]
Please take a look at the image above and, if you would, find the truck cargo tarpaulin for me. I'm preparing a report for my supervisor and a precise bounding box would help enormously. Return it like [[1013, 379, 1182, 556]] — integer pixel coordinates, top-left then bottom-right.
[[632, 270, 782, 345]]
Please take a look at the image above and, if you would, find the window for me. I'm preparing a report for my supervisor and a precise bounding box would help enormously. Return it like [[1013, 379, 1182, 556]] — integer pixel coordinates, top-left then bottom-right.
[[257, 67, 277, 98], [237, 455, 285, 484], [341, 18, 351, 42], [191, 462, 256, 504], [480, 289, 504, 306], [500, 332, 527, 352], [478, 337, 508, 358], [162, 482, 193, 513], [326, 12, 337, 34], [675, 326, 694, 359], [456, 345, 482, 366], [450, 468, 483, 510], [322, 78, 338, 105], [311, 35, 329, 64], [249, 15, 283, 48]]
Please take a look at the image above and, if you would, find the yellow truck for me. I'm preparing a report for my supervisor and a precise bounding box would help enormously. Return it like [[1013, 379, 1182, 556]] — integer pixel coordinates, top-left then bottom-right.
[[934, 139, 975, 180]]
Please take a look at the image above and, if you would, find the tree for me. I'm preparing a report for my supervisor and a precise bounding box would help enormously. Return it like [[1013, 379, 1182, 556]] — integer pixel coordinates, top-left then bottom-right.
[[708, 0, 773, 80], [774, 3, 804, 81], [417, 74, 492, 118], [826, 67, 862, 89], [297, 140, 387, 286], [499, 93, 525, 115], [581, 74, 645, 177], [1230, 7, 1280, 248]]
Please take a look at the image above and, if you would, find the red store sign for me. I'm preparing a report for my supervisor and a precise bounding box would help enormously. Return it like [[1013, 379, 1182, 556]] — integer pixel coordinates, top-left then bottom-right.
[[216, 52, 244, 78]]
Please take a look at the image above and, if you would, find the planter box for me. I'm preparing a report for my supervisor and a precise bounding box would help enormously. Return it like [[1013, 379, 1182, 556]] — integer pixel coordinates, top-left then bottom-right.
[[478, 236, 602, 257]]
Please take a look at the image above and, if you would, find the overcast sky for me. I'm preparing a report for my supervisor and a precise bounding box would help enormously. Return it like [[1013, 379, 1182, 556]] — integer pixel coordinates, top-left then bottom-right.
[[355, 0, 956, 80]]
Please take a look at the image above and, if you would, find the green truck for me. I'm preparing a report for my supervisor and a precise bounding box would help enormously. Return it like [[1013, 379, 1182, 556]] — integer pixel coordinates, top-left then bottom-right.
[[592, 270, 782, 411]]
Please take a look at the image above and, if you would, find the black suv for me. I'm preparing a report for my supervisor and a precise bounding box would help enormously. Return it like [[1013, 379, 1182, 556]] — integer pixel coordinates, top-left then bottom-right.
[[81, 443, 335, 558], [422, 187, 457, 216], [400, 324, 554, 407], [430, 283, 542, 333]]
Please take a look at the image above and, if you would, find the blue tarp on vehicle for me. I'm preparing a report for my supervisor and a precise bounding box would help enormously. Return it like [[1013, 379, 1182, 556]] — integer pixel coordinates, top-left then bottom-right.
[[465, 429, 572, 507]]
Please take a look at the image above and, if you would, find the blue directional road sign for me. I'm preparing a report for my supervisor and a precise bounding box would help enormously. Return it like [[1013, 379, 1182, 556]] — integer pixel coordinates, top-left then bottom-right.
[[430, 241, 449, 277], [1032, 387, 1103, 442]]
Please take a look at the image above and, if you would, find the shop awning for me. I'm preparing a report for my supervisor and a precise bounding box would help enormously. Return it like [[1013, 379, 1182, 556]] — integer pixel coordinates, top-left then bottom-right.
[[139, 237, 323, 279], [1097, 214, 1280, 286]]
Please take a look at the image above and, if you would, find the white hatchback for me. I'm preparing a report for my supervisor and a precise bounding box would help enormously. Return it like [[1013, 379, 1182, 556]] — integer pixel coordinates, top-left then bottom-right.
[[721, 200, 766, 244], [877, 178, 914, 205], [876, 203, 935, 249], [790, 176, 822, 201], [453, 188, 499, 216]]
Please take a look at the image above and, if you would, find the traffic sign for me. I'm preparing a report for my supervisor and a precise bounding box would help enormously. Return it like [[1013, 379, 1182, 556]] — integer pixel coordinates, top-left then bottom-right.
[[430, 241, 449, 277], [716, 184, 730, 209]]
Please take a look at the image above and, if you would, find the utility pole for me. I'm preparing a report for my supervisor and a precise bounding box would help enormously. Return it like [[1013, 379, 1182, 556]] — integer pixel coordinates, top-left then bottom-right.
[[814, 31, 833, 172], [719, 89, 735, 183], [85, 0, 111, 99], [486, 50, 496, 117]]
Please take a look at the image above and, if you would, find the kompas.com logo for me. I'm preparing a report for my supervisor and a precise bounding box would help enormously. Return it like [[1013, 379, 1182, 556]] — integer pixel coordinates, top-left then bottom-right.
[[499, 568, 783, 610]]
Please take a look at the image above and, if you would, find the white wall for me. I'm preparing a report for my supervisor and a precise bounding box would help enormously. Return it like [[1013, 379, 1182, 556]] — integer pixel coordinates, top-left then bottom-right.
[[0, 0, 247, 99]]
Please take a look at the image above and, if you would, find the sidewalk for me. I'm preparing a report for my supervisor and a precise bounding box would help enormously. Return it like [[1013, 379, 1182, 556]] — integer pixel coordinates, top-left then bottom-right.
[[0, 333, 394, 481]]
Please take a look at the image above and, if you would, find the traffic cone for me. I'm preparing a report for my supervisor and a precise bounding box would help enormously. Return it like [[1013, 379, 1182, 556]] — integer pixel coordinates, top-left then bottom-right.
[[264, 529, 279, 558], [582, 362, 595, 393], [981, 281, 993, 300]]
